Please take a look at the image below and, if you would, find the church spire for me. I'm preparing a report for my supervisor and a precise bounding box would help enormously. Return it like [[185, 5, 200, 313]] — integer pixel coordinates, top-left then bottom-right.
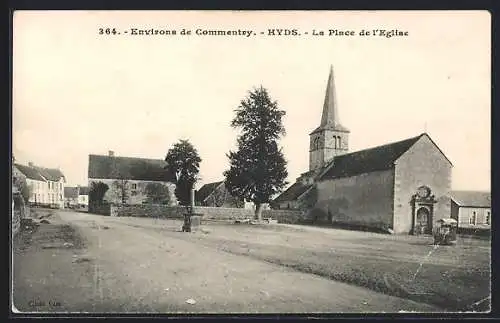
[[320, 65, 339, 127], [308, 65, 350, 171]]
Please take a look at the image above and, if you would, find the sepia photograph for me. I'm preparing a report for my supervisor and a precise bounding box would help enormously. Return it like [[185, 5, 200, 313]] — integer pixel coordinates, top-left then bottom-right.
[[11, 10, 491, 314]]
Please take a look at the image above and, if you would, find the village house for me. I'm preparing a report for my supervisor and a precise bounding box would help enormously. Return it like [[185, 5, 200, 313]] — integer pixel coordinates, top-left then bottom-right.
[[13, 162, 66, 209], [450, 190, 491, 229], [195, 181, 245, 208], [78, 186, 90, 208], [64, 185, 90, 209], [88, 151, 177, 206], [273, 66, 453, 235]]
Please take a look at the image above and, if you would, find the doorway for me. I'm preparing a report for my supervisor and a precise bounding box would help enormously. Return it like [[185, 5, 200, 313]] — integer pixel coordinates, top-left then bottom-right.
[[416, 207, 431, 234]]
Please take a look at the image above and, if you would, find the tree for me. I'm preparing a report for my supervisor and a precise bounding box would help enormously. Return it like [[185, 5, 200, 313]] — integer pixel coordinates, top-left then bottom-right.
[[165, 139, 202, 206], [89, 181, 109, 204], [145, 182, 171, 205], [224, 86, 288, 221]]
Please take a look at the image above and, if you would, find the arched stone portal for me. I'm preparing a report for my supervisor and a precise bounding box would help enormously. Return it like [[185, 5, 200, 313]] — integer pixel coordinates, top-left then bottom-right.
[[411, 186, 436, 235]]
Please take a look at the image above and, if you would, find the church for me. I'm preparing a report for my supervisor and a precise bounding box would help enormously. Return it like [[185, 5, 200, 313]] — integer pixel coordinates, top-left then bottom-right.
[[273, 66, 453, 235]]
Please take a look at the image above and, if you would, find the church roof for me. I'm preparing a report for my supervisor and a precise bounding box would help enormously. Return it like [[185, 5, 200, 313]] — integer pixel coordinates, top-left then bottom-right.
[[196, 181, 224, 203], [311, 65, 349, 135], [310, 123, 350, 135], [273, 182, 313, 203], [318, 133, 426, 181], [88, 154, 174, 182], [450, 190, 491, 208]]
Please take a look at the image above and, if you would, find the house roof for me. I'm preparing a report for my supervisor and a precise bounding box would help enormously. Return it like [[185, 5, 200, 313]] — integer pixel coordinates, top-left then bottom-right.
[[450, 190, 491, 208], [14, 163, 46, 181], [14, 163, 65, 182], [273, 182, 313, 203], [79, 186, 90, 195], [64, 187, 79, 198], [35, 167, 65, 182], [196, 181, 223, 202], [88, 154, 174, 182], [319, 133, 426, 181]]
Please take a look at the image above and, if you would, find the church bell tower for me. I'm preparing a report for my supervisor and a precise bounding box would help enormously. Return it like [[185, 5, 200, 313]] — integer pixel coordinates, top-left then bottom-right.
[[309, 66, 350, 171]]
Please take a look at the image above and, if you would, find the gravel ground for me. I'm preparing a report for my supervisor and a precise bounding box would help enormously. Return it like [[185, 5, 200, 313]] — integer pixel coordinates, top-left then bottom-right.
[[12, 210, 441, 314]]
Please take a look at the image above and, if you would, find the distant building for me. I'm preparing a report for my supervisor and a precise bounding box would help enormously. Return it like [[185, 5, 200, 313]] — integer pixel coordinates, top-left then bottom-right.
[[273, 66, 453, 235], [78, 186, 89, 208], [273, 183, 313, 210], [64, 186, 79, 208], [64, 185, 90, 208], [450, 191, 491, 228], [195, 181, 244, 208], [13, 162, 66, 209], [88, 151, 177, 206]]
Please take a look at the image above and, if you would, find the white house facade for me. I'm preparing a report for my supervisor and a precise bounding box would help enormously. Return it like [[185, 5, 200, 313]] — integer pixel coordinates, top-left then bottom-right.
[[13, 162, 66, 209]]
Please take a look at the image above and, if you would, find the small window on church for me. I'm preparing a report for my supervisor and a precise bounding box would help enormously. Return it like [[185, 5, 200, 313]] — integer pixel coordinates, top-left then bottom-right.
[[313, 137, 321, 150], [337, 136, 341, 149], [486, 212, 490, 225]]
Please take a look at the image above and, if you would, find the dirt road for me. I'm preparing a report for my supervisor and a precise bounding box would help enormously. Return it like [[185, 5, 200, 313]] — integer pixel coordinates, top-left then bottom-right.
[[13, 211, 440, 313]]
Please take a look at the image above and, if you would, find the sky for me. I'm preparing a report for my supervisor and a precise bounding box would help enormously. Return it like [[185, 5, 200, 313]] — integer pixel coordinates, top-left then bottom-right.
[[12, 10, 491, 191]]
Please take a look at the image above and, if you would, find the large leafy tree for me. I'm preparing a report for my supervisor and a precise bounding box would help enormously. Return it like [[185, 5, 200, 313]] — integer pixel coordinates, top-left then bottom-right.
[[165, 139, 202, 206], [224, 86, 288, 221]]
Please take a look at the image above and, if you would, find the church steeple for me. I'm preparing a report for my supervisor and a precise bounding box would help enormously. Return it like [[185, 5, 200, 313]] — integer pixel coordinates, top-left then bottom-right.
[[320, 65, 339, 128], [309, 66, 350, 171]]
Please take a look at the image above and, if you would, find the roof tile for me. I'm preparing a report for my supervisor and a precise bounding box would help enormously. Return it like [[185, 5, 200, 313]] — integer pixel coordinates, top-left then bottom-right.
[[319, 134, 424, 181]]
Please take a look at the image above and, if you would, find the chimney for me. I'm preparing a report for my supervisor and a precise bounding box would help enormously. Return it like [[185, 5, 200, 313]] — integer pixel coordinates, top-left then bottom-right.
[[108, 150, 115, 157], [28, 162, 34, 167]]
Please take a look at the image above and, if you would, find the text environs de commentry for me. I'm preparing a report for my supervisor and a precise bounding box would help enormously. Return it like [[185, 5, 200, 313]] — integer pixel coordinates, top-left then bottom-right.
[[129, 28, 255, 37]]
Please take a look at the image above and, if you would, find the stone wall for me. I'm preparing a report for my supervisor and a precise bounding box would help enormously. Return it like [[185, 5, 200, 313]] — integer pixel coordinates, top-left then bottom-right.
[[110, 204, 304, 223], [263, 209, 307, 224], [315, 169, 395, 231], [111, 204, 185, 218], [89, 202, 111, 216], [393, 135, 452, 234]]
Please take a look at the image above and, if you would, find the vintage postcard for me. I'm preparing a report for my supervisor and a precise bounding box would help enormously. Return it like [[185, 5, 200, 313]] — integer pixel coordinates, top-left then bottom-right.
[[11, 10, 491, 315]]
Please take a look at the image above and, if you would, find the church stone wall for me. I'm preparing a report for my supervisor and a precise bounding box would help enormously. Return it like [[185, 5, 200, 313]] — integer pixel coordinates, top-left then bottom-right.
[[315, 169, 394, 230], [393, 135, 452, 234]]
